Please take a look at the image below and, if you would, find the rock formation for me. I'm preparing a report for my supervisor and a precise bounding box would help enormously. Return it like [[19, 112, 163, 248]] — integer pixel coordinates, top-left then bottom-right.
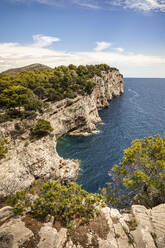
[[0, 70, 124, 197], [0, 203, 164, 248]]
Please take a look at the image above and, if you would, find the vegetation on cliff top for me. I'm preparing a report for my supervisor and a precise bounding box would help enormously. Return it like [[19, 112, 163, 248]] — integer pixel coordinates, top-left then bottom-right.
[[0, 64, 117, 123]]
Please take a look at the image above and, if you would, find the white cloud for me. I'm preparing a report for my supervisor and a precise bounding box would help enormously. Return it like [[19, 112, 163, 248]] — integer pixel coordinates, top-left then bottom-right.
[[94, 42, 111, 52], [110, 0, 165, 12], [10, 0, 100, 8], [9, 0, 165, 11], [73, 0, 100, 9], [115, 47, 124, 52], [11, 0, 63, 5], [0, 37, 165, 77], [32, 34, 60, 47]]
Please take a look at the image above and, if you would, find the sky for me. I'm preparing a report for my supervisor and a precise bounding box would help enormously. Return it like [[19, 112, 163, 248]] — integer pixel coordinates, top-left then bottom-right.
[[0, 0, 165, 77]]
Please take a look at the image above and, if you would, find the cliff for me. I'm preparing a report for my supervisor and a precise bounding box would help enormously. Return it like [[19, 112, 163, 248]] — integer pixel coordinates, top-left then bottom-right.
[[0, 69, 124, 197], [0, 68, 164, 248]]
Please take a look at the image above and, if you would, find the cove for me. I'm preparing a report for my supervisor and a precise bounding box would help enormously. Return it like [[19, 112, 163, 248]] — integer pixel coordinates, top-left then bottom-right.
[[57, 78, 165, 193]]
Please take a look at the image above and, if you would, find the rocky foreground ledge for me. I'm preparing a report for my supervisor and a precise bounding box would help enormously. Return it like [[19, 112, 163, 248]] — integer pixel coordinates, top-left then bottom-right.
[[0, 203, 164, 248], [0, 70, 123, 197]]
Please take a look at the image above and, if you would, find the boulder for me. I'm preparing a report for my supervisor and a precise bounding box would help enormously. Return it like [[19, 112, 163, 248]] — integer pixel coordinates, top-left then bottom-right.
[[131, 205, 156, 248], [38, 224, 67, 248], [150, 204, 165, 248], [0, 218, 34, 248], [0, 206, 13, 224]]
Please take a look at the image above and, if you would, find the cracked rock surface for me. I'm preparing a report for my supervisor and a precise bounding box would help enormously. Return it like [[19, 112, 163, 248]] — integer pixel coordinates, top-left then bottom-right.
[[0, 203, 164, 248]]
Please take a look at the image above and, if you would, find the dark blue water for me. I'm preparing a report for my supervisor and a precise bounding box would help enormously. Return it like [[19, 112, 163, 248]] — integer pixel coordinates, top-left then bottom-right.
[[57, 78, 165, 192]]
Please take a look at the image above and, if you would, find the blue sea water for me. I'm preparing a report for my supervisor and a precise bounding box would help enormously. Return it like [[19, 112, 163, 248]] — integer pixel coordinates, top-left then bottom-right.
[[57, 78, 165, 193]]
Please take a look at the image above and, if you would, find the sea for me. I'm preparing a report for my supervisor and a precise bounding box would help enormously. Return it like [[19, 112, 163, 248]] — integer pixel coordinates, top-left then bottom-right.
[[57, 78, 165, 193]]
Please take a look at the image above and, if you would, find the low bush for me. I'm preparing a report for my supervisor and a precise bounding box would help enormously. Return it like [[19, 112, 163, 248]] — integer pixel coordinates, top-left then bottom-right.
[[31, 119, 53, 138], [7, 181, 106, 226], [0, 138, 8, 159]]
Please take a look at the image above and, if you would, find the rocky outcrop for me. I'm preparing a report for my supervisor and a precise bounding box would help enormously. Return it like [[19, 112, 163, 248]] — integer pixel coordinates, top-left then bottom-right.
[[0, 206, 13, 224], [0, 136, 79, 196], [43, 95, 102, 137], [0, 203, 164, 248], [0, 70, 124, 197], [92, 70, 124, 108], [0, 218, 34, 248], [131, 204, 165, 248]]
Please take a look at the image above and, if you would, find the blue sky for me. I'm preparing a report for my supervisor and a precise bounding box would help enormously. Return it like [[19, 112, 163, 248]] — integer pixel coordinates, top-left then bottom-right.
[[0, 0, 165, 77]]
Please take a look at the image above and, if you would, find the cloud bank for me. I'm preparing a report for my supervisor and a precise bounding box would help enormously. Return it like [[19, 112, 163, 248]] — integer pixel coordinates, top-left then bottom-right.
[[110, 0, 165, 12], [0, 35, 165, 78], [10, 0, 165, 12]]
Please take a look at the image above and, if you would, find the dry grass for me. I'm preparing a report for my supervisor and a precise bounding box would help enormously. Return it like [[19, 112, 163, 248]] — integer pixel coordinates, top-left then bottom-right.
[[70, 213, 110, 248], [20, 214, 43, 248]]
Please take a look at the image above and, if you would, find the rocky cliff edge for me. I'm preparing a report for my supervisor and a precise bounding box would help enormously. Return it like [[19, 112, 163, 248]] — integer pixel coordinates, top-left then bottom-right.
[[0, 70, 124, 197], [0, 203, 164, 248]]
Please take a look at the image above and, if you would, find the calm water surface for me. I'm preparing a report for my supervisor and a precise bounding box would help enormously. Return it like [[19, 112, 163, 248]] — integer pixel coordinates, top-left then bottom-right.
[[57, 78, 165, 192]]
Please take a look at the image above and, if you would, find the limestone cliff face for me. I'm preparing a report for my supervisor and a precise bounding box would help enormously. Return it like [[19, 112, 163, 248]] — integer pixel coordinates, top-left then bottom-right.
[[0, 70, 124, 197], [43, 95, 101, 137], [92, 70, 124, 108]]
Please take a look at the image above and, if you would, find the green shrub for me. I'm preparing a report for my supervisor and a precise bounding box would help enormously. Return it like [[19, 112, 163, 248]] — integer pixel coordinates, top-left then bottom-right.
[[0, 138, 8, 159], [103, 135, 165, 208], [6, 190, 29, 215], [0, 113, 11, 123], [31, 119, 54, 138], [24, 141, 29, 147], [7, 181, 106, 226], [10, 125, 25, 139], [31, 182, 105, 225], [21, 110, 37, 120], [0, 85, 40, 111]]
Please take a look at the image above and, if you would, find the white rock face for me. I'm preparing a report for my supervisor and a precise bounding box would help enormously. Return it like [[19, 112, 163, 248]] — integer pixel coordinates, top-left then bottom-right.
[[0, 218, 34, 248], [150, 204, 165, 248], [43, 95, 102, 137], [131, 204, 165, 248], [0, 70, 124, 197], [0, 206, 13, 224], [0, 136, 79, 196], [0, 203, 164, 248], [92, 70, 124, 108]]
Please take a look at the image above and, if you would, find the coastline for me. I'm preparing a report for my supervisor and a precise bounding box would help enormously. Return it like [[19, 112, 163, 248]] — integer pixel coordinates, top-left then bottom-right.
[[0, 69, 124, 197]]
